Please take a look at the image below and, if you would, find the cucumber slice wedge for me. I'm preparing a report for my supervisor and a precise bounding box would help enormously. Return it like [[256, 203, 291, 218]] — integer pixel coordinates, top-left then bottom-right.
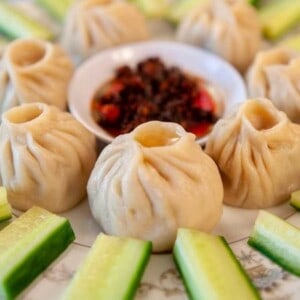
[[258, 0, 300, 40], [0, 2, 54, 40], [174, 228, 261, 300], [35, 0, 75, 22], [0, 187, 11, 223], [248, 210, 300, 276], [63, 233, 151, 300], [290, 190, 300, 210], [0, 206, 75, 300]]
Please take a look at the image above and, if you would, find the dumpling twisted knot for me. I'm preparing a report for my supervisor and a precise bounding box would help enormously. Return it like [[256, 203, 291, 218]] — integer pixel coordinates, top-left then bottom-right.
[[88, 121, 223, 252]]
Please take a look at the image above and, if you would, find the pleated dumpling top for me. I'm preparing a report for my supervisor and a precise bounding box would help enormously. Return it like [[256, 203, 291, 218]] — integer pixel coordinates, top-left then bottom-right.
[[0, 102, 97, 213], [176, 0, 261, 73], [0, 38, 74, 114], [61, 0, 150, 61], [88, 121, 223, 252], [206, 98, 300, 209], [247, 47, 300, 122]]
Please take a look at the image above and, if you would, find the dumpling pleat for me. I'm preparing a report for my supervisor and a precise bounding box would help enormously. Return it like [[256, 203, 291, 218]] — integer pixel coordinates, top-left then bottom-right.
[[206, 98, 300, 208], [0, 103, 97, 212]]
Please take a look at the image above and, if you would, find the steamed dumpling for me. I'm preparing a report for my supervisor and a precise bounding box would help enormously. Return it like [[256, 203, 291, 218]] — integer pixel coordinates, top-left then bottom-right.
[[61, 0, 150, 60], [0, 38, 74, 114], [205, 98, 300, 209], [176, 0, 261, 72], [87, 121, 223, 252], [0, 102, 97, 213], [247, 47, 300, 122]]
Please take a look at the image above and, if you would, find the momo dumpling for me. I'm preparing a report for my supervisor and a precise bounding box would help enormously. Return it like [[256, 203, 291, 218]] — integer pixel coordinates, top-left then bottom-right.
[[61, 0, 150, 60], [205, 98, 300, 209], [176, 0, 261, 72], [0, 102, 97, 213], [87, 121, 223, 252], [0, 38, 74, 114], [247, 47, 300, 122]]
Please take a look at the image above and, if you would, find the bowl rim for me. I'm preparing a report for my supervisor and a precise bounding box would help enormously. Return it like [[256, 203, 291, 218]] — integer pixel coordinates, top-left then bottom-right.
[[68, 40, 247, 145]]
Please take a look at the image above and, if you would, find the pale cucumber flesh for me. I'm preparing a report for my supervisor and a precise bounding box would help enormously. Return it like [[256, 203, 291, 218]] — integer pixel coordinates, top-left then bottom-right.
[[248, 210, 300, 276], [63, 233, 151, 300], [258, 0, 300, 39], [0, 206, 75, 300], [0, 187, 11, 223], [289, 190, 300, 210], [0, 205, 11, 223], [174, 228, 261, 300]]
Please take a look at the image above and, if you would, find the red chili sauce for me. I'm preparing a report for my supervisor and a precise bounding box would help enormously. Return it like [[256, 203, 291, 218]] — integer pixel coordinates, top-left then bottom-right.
[[91, 57, 218, 138]]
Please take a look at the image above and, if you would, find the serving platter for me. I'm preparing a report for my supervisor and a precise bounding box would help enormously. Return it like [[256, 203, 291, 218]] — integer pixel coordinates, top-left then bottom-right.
[[15, 198, 300, 300], [3, 1, 300, 299]]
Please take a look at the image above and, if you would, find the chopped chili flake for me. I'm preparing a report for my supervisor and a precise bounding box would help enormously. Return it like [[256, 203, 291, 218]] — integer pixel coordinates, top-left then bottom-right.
[[91, 57, 219, 138]]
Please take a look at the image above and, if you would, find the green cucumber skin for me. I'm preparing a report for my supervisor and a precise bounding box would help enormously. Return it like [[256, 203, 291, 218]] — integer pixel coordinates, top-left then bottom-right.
[[248, 211, 300, 277], [174, 235, 261, 300], [0, 214, 11, 223], [124, 241, 152, 300], [0, 220, 75, 300], [289, 191, 300, 210], [219, 237, 261, 299], [290, 202, 300, 211], [0, 189, 11, 222], [0, 205, 12, 223], [0, 219, 11, 232], [249, 0, 260, 7], [290, 196, 300, 210], [248, 234, 300, 277]]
